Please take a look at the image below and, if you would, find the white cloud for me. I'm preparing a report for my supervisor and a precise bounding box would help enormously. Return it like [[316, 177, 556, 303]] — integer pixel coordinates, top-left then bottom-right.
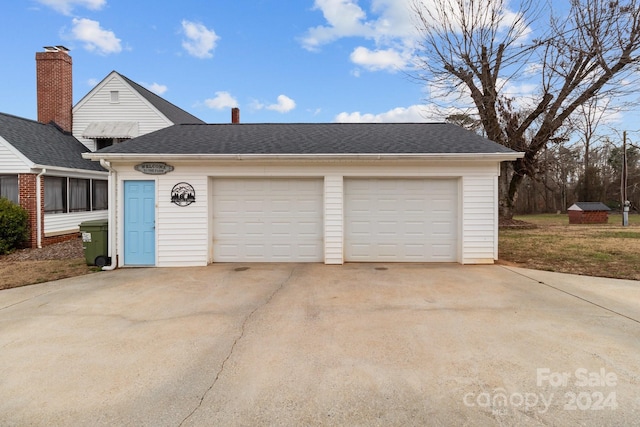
[[36, 0, 105, 15], [143, 82, 168, 95], [267, 95, 296, 113], [250, 95, 296, 113], [335, 104, 446, 123], [87, 78, 99, 86], [204, 91, 238, 110], [303, 0, 531, 81], [350, 46, 409, 72], [301, 0, 417, 51], [249, 99, 265, 111], [301, 0, 372, 50], [181, 20, 219, 59], [71, 18, 122, 55]]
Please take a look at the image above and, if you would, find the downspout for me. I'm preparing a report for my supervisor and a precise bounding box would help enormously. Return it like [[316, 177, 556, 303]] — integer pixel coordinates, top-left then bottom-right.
[[36, 169, 46, 249], [100, 159, 118, 270]]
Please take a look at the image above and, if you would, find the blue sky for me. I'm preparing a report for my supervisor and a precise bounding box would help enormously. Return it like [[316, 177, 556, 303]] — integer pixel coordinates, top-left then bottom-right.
[[1, 0, 637, 135], [1, 0, 438, 124]]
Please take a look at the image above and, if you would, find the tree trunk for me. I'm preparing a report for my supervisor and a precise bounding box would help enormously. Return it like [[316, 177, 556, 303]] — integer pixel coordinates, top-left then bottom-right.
[[498, 160, 526, 219], [498, 162, 514, 219]]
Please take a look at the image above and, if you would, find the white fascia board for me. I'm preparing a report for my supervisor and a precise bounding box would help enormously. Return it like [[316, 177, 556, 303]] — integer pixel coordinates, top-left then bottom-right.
[[32, 164, 109, 178], [83, 152, 525, 163]]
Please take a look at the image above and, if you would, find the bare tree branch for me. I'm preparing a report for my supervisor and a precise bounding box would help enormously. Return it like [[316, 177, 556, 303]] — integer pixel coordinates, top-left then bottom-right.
[[411, 0, 640, 218]]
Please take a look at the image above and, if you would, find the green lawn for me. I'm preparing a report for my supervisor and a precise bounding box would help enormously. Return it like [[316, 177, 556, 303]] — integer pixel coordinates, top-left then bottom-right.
[[513, 213, 640, 226], [500, 214, 640, 280]]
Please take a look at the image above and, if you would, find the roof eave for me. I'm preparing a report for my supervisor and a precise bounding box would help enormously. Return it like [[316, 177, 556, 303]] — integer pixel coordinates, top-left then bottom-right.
[[83, 152, 525, 162], [32, 164, 108, 175]]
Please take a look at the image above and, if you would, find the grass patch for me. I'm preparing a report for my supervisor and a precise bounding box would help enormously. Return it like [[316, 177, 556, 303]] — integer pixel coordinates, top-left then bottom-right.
[[595, 231, 640, 239], [500, 215, 640, 280], [0, 258, 95, 290]]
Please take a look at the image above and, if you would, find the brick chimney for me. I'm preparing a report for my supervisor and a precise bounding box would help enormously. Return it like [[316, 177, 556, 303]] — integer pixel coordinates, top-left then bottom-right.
[[231, 107, 240, 124], [36, 46, 72, 133]]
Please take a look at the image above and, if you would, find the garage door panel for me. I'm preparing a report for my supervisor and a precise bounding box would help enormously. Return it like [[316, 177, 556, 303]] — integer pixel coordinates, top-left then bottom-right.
[[345, 179, 458, 262], [432, 221, 455, 236], [212, 179, 323, 262]]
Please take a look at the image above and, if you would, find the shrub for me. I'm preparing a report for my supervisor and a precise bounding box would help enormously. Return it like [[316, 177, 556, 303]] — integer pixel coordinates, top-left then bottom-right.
[[0, 198, 29, 254]]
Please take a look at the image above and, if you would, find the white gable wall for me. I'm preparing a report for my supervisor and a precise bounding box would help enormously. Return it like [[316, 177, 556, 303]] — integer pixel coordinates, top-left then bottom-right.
[[108, 160, 503, 267], [0, 137, 31, 173], [73, 75, 173, 151]]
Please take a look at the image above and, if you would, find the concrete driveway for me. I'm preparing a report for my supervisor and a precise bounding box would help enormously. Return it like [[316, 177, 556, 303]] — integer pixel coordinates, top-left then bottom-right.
[[0, 264, 638, 426]]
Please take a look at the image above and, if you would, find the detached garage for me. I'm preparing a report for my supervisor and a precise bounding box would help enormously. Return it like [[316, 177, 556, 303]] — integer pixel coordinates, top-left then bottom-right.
[[84, 123, 523, 267]]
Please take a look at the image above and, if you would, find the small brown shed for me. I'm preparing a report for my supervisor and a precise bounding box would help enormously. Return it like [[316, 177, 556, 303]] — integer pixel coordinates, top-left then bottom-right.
[[567, 202, 611, 224]]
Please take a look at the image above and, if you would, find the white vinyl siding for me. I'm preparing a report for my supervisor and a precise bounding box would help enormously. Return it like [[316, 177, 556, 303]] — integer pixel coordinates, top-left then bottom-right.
[[324, 175, 343, 264], [157, 176, 209, 267], [73, 75, 173, 151], [44, 211, 107, 237], [0, 138, 31, 173], [345, 178, 458, 262], [212, 178, 324, 262], [461, 176, 498, 264]]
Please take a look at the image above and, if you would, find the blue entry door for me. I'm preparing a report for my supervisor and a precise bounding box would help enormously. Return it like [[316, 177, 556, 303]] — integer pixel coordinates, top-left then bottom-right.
[[124, 180, 156, 265]]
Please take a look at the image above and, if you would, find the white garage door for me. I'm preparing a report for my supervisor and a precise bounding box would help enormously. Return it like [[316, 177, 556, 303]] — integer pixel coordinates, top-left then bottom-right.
[[345, 178, 458, 262], [212, 178, 323, 262]]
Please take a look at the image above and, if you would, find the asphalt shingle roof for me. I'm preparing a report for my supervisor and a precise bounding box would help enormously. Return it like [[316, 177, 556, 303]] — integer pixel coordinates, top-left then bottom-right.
[[116, 73, 205, 125], [0, 112, 105, 171], [570, 202, 611, 211], [96, 123, 517, 155]]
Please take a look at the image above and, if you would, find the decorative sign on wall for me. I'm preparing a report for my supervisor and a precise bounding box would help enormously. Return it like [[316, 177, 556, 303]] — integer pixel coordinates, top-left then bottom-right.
[[134, 162, 174, 175], [171, 182, 196, 207]]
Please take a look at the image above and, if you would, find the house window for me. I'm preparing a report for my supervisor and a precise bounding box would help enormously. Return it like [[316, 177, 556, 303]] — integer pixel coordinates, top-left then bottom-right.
[[69, 178, 90, 212], [110, 91, 119, 103], [96, 137, 129, 150], [96, 138, 113, 150], [92, 180, 108, 210], [0, 175, 19, 204], [45, 177, 108, 214], [44, 177, 67, 213]]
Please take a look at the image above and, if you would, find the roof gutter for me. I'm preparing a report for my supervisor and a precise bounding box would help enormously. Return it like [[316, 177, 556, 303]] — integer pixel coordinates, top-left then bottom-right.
[[83, 152, 525, 162], [32, 164, 108, 176], [36, 169, 46, 249]]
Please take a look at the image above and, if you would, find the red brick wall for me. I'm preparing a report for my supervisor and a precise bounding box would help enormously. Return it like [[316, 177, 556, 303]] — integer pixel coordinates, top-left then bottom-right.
[[18, 173, 39, 248], [36, 50, 73, 133], [17, 173, 78, 248], [568, 211, 608, 224], [42, 233, 80, 246]]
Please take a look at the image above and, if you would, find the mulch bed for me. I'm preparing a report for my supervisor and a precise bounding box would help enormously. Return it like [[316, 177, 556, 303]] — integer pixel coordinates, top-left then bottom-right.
[[1, 238, 85, 261]]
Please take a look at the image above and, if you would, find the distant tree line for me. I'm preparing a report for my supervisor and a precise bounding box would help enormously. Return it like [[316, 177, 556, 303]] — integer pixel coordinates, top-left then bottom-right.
[[447, 112, 639, 214], [515, 140, 639, 214]]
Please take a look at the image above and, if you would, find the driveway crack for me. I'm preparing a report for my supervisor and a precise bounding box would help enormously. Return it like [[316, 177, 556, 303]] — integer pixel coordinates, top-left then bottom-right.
[[178, 266, 297, 426], [0, 289, 57, 312], [501, 266, 640, 325]]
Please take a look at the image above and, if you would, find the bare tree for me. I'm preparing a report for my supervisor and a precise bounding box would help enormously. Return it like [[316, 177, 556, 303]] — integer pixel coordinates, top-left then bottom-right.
[[411, 0, 640, 218], [569, 97, 613, 202]]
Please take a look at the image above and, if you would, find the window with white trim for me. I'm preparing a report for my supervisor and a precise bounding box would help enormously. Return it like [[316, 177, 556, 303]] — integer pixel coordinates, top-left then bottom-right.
[[44, 177, 108, 214], [0, 175, 18, 204]]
